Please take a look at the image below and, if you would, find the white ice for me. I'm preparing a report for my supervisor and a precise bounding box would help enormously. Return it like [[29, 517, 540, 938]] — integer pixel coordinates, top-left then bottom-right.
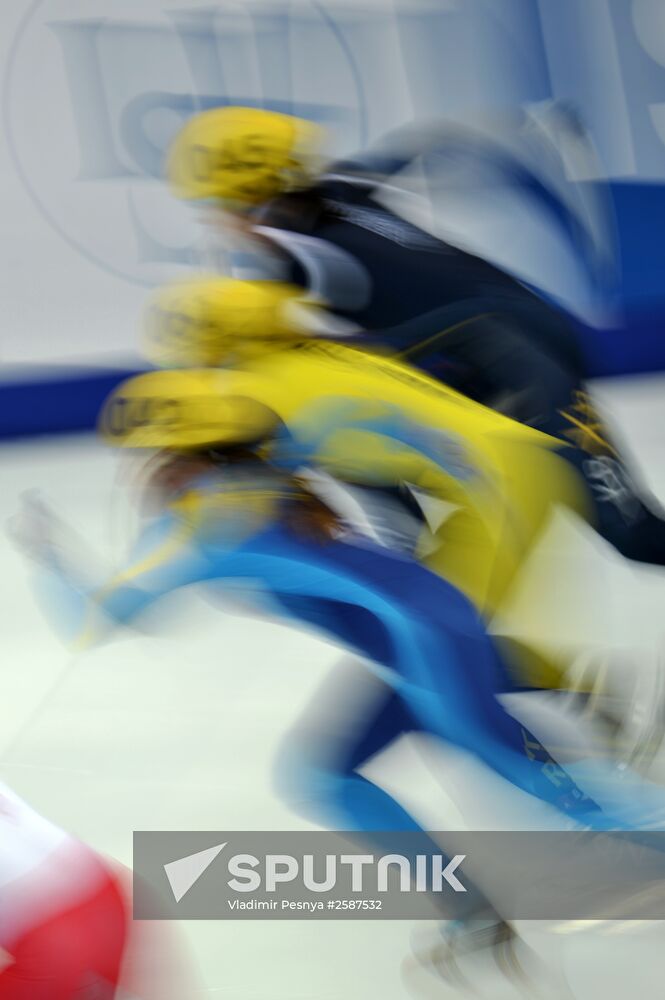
[[1, 374, 665, 999]]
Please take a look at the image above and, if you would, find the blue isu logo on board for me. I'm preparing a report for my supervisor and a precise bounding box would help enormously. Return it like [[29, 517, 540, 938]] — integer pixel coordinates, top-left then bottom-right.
[[3, 0, 367, 286]]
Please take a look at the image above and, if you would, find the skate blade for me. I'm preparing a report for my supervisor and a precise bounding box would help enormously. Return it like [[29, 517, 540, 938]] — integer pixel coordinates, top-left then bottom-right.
[[402, 925, 542, 999]]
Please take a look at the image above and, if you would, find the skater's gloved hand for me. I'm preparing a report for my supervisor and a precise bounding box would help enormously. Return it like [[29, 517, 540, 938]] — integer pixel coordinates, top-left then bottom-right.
[[7, 491, 62, 566]]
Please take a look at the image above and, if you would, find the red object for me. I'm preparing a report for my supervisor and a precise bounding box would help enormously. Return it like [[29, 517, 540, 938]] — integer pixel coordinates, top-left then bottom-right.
[[0, 866, 128, 999]]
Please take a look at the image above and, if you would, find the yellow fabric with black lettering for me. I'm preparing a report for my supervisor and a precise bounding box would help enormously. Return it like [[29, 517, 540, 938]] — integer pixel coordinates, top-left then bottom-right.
[[101, 341, 590, 624]]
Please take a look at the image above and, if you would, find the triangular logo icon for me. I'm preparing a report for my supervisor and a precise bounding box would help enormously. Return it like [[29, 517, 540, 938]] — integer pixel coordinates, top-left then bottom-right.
[[164, 842, 226, 902], [407, 486, 459, 534]]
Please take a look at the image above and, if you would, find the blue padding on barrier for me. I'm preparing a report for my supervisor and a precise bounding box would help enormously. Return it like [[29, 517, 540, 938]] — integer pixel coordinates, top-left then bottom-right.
[[0, 368, 146, 440], [577, 181, 665, 377], [606, 182, 665, 313], [0, 323, 663, 442], [581, 314, 665, 379]]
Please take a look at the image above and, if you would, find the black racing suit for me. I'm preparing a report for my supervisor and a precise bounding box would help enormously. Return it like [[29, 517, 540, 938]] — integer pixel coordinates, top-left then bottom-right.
[[251, 173, 665, 569]]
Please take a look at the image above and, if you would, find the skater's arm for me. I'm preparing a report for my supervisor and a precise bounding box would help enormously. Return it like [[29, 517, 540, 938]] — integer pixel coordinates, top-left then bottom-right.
[[18, 506, 205, 648]]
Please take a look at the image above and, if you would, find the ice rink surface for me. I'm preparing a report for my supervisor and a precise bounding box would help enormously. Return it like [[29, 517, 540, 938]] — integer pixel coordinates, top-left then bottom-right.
[[1, 374, 665, 999]]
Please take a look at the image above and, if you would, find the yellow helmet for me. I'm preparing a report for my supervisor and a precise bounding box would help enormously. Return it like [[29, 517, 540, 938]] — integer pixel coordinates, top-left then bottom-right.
[[166, 106, 325, 206], [99, 369, 278, 450], [144, 277, 316, 369]]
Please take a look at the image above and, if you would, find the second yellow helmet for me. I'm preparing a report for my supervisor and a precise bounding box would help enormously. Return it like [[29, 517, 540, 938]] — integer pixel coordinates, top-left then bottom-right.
[[143, 277, 316, 369]]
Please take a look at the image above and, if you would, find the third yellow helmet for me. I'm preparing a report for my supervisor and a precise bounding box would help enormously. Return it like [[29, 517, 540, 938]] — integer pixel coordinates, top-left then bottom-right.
[[99, 369, 278, 450]]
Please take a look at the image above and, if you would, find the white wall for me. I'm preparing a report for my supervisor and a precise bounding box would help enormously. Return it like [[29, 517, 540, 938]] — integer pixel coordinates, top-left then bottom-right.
[[2, 0, 658, 367]]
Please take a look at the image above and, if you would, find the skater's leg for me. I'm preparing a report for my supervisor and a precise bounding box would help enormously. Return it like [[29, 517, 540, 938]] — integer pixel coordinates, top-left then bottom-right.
[[275, 659, 422, 831], [274, 658, 497, 919]]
